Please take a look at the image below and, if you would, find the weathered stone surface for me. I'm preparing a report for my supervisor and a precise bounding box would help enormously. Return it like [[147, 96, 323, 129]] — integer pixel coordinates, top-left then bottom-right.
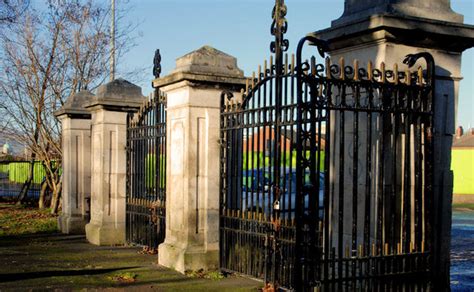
[[55, 90, 93, 118], [85, 80, 144, 246], [172, 45, 244, 77], [58, 214, 87, 235], [85, 78, 144, 110], [56, 112, 91, 235], [157, 47, 244, 273], [312, 15, 474, 53], [85, 222, 126, 246], [96, 78, 141, 99], [158, 243, 219, 273], [153, 46, 246, 90], [85, 110, 128, 246], [335, 0, 463, 25]]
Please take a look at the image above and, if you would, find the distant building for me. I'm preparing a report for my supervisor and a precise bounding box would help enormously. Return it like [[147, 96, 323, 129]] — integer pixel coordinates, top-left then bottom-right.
[[0, 142, 12, 161], [242, 128, 326, 153], [451, 126, 474, 204], [2, 143, 10, 155]]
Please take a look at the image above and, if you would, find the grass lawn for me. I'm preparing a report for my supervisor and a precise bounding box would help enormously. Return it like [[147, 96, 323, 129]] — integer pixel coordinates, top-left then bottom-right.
[[0, 202, 58, 236]]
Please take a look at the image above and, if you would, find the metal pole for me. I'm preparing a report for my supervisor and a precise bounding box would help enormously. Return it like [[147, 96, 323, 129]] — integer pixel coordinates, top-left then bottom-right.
[[110, 0, 115, 81], [270, 0, 288, 288]]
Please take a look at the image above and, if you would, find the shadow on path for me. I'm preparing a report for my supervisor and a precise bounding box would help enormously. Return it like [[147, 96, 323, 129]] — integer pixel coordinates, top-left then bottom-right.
[[0, 267, 139, 283], [0, 233, 260, 290]]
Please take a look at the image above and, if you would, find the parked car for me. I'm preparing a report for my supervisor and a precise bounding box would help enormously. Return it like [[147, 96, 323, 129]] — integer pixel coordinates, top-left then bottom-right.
[[238, 168, 325, 219]]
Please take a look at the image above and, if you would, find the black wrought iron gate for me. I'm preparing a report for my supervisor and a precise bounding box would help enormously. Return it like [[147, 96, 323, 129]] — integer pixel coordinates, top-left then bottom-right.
[[220, 1, 435, 290], [126, 90, 167, 250]]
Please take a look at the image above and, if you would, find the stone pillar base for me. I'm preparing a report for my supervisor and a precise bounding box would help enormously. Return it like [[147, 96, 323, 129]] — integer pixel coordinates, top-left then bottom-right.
[[158, 242, 219, 273], [85, 222, 125, 246], [58, 214, 87, 235]]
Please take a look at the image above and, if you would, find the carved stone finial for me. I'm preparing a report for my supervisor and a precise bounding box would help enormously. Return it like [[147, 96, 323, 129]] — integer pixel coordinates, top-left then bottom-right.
[[153, 49, 161, 78]]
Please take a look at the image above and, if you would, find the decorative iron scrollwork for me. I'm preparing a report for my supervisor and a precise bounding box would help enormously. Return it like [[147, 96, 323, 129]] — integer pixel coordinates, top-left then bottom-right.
[[270, 0, 289, 54], [153, 49, 161, 78]]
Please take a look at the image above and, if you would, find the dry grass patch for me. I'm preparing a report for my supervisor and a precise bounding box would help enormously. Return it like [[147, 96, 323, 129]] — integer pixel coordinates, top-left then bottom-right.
[[0, 202, 58, 236]]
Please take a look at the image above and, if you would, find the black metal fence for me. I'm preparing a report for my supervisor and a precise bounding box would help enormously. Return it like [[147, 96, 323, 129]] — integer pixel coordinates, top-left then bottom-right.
[[0, 161, 46, 199], [126, 90, 167, 250], [294, 37, 435, 291], [219, 1, 435, 290]]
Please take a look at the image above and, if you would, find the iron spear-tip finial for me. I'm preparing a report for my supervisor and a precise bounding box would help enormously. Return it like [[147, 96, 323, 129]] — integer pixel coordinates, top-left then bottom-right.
[[153, 49, 161, 78]]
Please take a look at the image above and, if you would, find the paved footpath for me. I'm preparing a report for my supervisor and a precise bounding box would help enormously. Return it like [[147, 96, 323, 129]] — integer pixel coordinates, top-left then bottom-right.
[[0, 233, 260, 291]]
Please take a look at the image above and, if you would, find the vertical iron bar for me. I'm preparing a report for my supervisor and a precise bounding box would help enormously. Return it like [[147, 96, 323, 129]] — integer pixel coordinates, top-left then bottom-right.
[[126, 112, 131, 243], [323, 79, 332, 291], [270, 1, 288, 285], [295, 36, 306, 292], [403, 87, 412, 253], [338, 83, 346, 292], [391, 86, 398, 251], [351, 84, 359, 290], [219, 91, 227, 271], [364, 86, 374, 257], [414, 86, 423, 250]]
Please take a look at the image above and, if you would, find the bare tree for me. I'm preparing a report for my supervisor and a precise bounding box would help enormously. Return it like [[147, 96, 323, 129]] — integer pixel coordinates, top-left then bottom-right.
[[0, 0, 29, 23], [0, 0, 138, 212]]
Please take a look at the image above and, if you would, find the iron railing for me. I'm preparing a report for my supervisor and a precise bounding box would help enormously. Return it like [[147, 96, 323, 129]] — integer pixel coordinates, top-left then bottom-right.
[[126, 90, 167, 250], [219, 0, 435, 290]]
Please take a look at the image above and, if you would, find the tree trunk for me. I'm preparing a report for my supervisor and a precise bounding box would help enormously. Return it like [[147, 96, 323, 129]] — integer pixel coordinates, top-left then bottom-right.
[[38, 180, 48, 209], [16, 154, 36, 205], [50, 174, 62, 214]]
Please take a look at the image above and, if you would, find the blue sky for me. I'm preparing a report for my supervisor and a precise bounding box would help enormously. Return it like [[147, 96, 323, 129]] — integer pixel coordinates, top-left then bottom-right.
[[119, 0, 473, 128]]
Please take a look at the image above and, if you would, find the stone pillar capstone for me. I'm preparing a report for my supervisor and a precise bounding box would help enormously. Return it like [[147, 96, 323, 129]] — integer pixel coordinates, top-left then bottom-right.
[[55, 91, 93, 234], [312, 1, 474, 289], [84, 79, 144, 245], [153, 46, 245, 273], [337, 0, 463, 25]]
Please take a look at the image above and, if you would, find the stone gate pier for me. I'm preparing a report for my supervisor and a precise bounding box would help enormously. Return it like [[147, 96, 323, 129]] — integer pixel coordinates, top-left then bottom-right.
[[152, 46, 245, 273], [55, 91, 93, 234], [84, 79, 145, 245]]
